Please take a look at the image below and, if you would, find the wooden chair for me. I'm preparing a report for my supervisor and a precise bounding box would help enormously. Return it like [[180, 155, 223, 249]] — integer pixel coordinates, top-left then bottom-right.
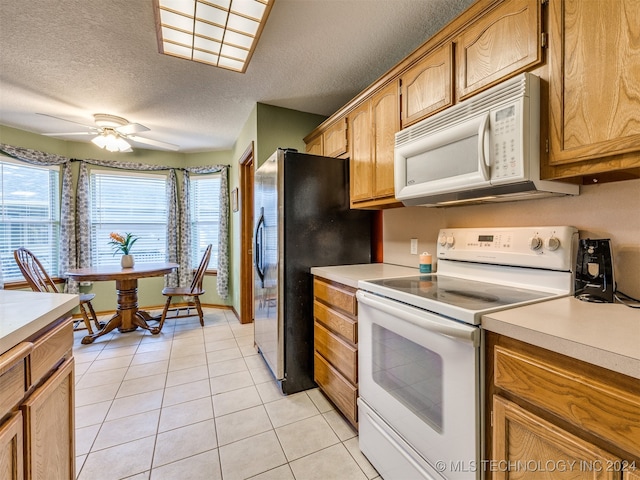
[[13, 247, 103, 334], [154, 244, 212, 333]]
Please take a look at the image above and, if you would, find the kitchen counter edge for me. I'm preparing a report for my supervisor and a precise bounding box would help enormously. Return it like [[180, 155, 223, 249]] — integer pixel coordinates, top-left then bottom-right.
[[0, 289, 79, 355], [310, 263, 420, 289], [482, 296, 640, 380]]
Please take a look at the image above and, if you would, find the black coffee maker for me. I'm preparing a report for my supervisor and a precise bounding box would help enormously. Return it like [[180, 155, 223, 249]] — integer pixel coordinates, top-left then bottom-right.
[[574, 239, 615, 303]]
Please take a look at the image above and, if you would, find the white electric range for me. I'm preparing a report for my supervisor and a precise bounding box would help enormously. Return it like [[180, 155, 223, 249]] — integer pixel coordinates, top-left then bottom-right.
[[357, 226, 578, 480]]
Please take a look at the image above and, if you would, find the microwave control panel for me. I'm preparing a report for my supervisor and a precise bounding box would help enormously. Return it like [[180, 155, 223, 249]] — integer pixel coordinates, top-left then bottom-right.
[[490, 102, 523, 181]]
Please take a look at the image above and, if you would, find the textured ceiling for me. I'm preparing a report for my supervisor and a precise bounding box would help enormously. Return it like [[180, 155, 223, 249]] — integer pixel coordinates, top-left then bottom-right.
[[0, 0, 474, 153]]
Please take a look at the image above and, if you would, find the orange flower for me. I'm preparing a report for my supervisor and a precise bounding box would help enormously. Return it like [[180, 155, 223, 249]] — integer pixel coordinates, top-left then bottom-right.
[[108, 232, 138, 255]]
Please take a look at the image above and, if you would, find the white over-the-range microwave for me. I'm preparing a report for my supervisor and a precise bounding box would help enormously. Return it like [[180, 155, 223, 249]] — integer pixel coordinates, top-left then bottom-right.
[[394, 72, 579, 206]]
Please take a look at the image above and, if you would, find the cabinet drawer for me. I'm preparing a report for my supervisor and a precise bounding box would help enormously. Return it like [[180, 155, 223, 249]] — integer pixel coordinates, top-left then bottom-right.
[[0, 343, 32, 418], [314, 322, 357, 383], [314, 352, 357, 426], [314, 300, 357, 343], [31, 320, 73, 387], [314, 278, 357, 316], [494, 345, 640, 456]]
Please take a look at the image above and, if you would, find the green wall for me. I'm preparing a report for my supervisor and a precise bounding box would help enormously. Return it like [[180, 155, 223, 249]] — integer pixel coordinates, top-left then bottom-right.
[[227, 104, 326, 320], [1, 103, 326, 319]]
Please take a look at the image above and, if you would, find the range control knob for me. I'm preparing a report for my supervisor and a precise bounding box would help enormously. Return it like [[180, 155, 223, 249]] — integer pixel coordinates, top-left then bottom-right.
[[438, 234, 448, 246], [546, 236, 561, 251], [529, 236, 543, 251], [446, 235, 455, 248]]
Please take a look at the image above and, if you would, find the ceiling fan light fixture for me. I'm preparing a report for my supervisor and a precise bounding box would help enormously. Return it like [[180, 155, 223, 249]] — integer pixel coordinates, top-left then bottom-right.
[[91, 131, 132, 153], [154, 0, 274, 73]]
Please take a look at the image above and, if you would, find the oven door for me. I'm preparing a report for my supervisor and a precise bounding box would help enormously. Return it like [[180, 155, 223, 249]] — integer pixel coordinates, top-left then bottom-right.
[[357, 290, 482, 480]]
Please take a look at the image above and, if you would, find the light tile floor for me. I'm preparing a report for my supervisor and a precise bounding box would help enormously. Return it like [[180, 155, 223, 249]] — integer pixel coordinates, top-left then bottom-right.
[[74, 308, 380, 480]]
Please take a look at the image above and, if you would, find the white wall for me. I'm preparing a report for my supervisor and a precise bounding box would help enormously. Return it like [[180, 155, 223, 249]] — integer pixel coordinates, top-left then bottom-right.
[[383, 178, 640, 298]]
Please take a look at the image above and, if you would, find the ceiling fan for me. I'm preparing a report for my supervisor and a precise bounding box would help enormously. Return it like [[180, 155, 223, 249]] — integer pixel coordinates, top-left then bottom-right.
[[39, 113, 179, 152]]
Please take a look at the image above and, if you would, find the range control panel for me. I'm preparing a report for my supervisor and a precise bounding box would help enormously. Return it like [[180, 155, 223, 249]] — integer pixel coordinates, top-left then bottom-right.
[[437, 226, 579, 271]]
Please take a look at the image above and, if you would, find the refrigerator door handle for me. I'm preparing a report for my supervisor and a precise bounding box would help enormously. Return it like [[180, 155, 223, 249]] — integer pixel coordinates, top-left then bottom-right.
[[254, 209, 265, 287]]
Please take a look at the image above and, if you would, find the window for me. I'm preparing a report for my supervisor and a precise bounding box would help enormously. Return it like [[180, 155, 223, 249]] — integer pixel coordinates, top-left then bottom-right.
[[90, 170, 168, 266], [190, 174, 220, 269], [0, 157, 60, 283]]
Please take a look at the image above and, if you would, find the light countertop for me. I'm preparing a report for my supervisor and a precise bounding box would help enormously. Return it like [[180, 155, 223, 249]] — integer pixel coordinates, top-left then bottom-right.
[[310, 263, 419, 289], [482, 296, 640, 379], [0, 290, 79, 355]]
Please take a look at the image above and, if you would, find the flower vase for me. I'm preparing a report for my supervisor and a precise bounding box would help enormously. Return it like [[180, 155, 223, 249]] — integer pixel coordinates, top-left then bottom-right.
[[121, 254, 135, 268]]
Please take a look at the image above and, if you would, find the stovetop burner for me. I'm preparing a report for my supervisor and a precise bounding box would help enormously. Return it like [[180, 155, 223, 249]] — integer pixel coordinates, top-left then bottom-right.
[[366, 274, 552, 312]]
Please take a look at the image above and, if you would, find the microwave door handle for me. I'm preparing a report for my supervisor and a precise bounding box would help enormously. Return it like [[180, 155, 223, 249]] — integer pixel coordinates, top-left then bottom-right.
[[477, 113, 490, 180]]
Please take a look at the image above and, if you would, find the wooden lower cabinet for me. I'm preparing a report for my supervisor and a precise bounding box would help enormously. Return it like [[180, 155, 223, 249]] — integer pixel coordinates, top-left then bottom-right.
[[313, 277, 359, 427], [487, 332, 640, 480], [493, 395, 620, 480], [0, 318, 75, 480], [22, 358, 74, 480]]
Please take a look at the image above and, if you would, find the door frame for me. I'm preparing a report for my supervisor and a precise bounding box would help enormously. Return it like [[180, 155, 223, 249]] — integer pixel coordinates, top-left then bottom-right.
[[239, 142, 255, 324]]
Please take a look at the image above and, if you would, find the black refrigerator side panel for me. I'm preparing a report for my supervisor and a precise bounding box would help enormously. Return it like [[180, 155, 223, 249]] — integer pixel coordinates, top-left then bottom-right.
[[280, 151, 372, 394]]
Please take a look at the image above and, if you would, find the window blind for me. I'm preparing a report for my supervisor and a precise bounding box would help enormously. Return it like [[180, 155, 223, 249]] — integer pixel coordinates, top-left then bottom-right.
[[0, 158, 60, 282], [90, 170, 168, 266], [190, 174, 220, 268]]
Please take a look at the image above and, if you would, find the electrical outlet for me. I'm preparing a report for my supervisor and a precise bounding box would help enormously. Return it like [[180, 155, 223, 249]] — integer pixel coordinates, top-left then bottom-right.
[[410, 238, 418, 255]]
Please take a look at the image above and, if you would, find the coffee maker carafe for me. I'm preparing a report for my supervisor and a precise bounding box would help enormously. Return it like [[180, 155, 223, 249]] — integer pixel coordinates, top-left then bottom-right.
[[574, 239, 615, 303]]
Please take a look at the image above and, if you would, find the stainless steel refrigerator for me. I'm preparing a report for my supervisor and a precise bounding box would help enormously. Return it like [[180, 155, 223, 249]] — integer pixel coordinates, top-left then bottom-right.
[[253, 148, 372, 394]]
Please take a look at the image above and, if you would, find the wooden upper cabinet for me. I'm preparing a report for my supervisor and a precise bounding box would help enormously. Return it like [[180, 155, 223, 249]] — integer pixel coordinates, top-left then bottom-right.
[[401, 43, 454, 127], [305, 134, 323, 155], [348, 102, 372, 203], [323, 118, 348, 158], [455, 0, 542, 101], [548, 0, 640, 168], [371, 81, 400, 200], [349, 81, 400, 208]]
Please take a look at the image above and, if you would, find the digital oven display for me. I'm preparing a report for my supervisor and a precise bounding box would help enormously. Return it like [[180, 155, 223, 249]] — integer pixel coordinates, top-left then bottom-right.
[[496, 105, 515, 121], [478, 235, 494, 242]]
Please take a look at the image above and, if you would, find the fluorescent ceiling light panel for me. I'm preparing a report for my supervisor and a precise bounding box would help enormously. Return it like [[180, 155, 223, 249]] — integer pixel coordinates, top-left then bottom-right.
[[154, 0, 273, 73]]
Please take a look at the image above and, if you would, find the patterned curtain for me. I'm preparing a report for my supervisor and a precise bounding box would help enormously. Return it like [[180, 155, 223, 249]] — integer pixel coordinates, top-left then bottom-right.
[[178, 170, 192, 288], [166, 169, 179, 287], [0, 144, 230, 299], [184, 166, 230, 299]]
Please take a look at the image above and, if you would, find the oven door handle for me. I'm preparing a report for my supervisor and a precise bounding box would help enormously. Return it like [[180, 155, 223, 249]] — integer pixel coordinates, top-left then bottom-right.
[[357, 291, 480, 346]]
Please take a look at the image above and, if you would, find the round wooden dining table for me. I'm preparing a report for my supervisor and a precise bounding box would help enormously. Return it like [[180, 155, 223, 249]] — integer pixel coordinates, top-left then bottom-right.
[[65, 262, 178, 344]]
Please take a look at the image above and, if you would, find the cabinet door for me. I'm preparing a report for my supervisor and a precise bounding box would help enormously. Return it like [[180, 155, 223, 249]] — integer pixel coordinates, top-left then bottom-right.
[[625, 470, 640, 480], [455, 0, 542, 100], [349, 101, 373, 203], [548, 0, 640, 166], [323, 117, 348, 158], [493, 395, 620, 480], [22, 358, 74, 480], [401, 43, 453, 127], [305, 135, 323, 155], [370, 81, 400, 199], [0, 412, 24, 480]]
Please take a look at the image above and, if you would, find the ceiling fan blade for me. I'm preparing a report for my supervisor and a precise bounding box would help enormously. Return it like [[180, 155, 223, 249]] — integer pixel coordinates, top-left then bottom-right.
[[43, 131, 96, 136], [127, 135, 180, 151], [36, 113, 95, 129], [116, 123, 149, 135]]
